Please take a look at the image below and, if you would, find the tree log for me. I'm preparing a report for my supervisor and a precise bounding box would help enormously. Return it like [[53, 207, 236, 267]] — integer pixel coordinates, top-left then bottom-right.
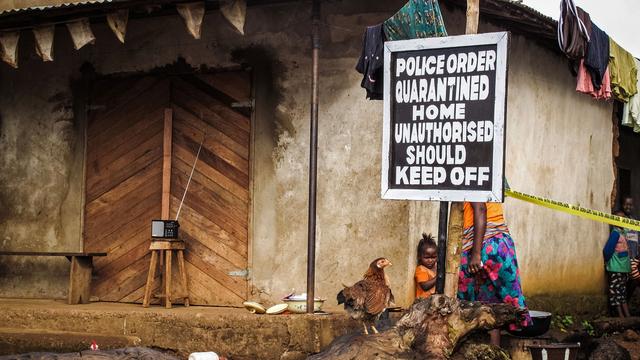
[[310, 295, 525, 360], [593, 316, 640, 335]]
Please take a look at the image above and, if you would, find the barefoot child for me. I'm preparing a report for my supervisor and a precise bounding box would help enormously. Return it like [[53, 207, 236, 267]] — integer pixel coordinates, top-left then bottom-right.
[[604, 211, 632, 317], [415, 233, 437, 299]]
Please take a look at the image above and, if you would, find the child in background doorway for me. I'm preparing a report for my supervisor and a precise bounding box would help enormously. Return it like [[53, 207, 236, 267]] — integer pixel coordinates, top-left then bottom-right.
[[415, 233, 438, 299], [604, 211, 632, 317]]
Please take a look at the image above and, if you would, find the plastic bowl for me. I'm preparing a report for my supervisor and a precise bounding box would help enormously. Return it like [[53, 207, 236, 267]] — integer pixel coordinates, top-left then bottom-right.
[[507, 310, 552, 337], [282, 299, 325, 313]]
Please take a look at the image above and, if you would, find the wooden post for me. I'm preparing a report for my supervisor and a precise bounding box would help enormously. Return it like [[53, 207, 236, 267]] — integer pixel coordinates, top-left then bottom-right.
[[444, 0, 480, 299], [444, 202, 464, 297], [466, 0, 479, 35], [162, 108, 173, 219], [159, 108, 172, 306], [68, 256, 93, 304]]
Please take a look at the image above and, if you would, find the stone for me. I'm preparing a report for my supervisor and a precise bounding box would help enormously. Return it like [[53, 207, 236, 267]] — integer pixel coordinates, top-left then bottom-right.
[[589, 338, 631, 360], [622, 329, 640, 342]]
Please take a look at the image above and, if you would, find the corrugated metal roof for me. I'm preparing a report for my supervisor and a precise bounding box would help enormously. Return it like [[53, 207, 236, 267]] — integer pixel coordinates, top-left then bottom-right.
[[0, 0, 111, 14]]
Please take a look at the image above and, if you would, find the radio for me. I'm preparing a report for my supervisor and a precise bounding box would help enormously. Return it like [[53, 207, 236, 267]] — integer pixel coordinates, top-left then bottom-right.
[[151, 220, 180, 239]]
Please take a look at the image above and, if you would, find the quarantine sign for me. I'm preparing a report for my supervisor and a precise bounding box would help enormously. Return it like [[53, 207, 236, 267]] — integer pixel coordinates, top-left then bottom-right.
[[381, 32, 509, 202]]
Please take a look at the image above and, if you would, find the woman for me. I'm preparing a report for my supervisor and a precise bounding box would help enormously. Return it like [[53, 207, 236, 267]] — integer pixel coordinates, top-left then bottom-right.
[[457, 202, 529, 347]]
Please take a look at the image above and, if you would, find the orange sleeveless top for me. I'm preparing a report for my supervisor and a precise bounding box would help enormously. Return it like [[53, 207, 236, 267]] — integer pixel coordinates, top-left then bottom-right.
[[462, 202, 509, 252], [463, 202, 505, 229]]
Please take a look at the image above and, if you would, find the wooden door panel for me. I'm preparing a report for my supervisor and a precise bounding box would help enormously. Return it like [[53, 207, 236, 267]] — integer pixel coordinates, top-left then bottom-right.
[[85, 71, 251, 305]]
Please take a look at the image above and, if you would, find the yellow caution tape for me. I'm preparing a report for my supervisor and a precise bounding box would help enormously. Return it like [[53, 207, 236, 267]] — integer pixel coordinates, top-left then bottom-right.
[[505, 188, 640, 232]]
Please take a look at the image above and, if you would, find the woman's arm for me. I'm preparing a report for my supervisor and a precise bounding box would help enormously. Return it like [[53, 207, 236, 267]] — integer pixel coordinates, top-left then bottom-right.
[[469, 202, 487, 274]]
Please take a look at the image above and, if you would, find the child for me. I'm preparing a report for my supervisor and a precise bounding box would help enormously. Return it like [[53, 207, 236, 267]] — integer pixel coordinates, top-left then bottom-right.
[[604, 211, 632, 317], [415, 233, 437, 299]]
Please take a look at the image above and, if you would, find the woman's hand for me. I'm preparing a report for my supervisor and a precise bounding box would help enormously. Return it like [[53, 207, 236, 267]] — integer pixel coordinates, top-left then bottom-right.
[[469, 252, 483, 274]]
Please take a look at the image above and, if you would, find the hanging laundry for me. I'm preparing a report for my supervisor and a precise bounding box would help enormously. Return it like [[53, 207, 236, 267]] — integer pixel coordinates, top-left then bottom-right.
[[383, 0, 447, 41], [583, 23, 609, 90], [0, 31, 19, 68], [557, 0, 590, 59], [177, 2, 205, 39], [107, 10, 129, 43], [356, 24, 385, 100], [621, 58, 640, 132], [33, 25, 55, 61], [576, 59, 611, 100], [609, 39, 638, 103], [66, 19, 95, 50]]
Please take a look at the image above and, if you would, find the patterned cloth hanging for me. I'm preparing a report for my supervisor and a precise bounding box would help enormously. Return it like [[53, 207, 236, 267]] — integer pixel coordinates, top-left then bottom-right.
[[383, 0, 447, 41], [33, 25, 55, 61]]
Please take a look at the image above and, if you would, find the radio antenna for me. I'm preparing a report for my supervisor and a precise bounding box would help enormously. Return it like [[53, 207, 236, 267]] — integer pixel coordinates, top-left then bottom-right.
[[175, 124, 205, 221]]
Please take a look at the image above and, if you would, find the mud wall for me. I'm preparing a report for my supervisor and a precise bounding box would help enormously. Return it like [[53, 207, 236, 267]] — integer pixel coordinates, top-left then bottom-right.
[[0, 0, 614, 312]]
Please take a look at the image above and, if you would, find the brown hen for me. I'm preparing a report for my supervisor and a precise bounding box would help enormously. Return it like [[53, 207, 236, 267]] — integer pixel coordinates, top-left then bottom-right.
[[337, 257, 394, 334]]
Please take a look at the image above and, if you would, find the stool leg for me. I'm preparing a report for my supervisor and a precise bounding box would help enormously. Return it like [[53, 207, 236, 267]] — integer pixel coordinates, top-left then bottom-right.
[[177, 249, 189, 307], [165, 250, 172, 309], [143, 250, 159, 308], [160, 249, 166, 307]]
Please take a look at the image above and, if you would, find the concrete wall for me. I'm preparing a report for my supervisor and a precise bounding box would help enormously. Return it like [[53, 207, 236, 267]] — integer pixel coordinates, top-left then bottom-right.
[[0, 0, 614, 312]]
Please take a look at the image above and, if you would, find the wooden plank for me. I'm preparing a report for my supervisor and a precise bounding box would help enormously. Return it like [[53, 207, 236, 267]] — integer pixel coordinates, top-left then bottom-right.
[[86, 158, 162, 219], [129, 274, 161, 304], [173, 143, 249, 203], [183, 234, 247, 298], [87, 203, 157, 264], [0, 252, 106, 256], [94, 236, 149, 280], [173, 103, 248, 159], [171, 82, 250, 142], [178, 212, 246, 268], [88, 77, 164, 141], [171, 171, 248, 240], [179, 74, 252, 121], [94, 254, 150, 301], [87, 93, 165, 155], [88, 106, 164, 168], [84, 163, 162, 242], [199, 72, 251, 102], [173, 112, 249, 172], [169, 196, 247, 256], [173, 130, 248, 188], [86, 131, 163, 202], [185, 261, 244, 305], [162, 108, 173, 220], [173, 156, 248, 216], [68, 256, 94, 304], [85, 190, 160, 252]]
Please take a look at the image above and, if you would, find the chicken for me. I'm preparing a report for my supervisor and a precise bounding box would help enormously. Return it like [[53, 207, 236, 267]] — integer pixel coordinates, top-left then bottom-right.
[[337, 257, 394, 335]]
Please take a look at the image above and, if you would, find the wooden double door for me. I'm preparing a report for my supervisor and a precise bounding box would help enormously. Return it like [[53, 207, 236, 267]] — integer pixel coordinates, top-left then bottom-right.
[[84, 71, 251, 306]]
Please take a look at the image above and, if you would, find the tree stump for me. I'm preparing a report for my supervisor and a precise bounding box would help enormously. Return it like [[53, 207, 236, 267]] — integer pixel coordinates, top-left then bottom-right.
[[310, 295, 525, 360]]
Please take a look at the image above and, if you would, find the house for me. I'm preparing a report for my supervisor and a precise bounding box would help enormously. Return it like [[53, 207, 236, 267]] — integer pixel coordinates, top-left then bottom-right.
[[0, 0, 631, 315]]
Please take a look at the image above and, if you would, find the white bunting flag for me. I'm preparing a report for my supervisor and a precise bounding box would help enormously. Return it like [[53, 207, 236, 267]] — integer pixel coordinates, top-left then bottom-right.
[[0, 31, 20, 68], [177, 2, 205, 39], [66, 19, 95, 50], [33, 25, 55, 61], [107, 10, 129, 43], [220, 0, 246, 35]]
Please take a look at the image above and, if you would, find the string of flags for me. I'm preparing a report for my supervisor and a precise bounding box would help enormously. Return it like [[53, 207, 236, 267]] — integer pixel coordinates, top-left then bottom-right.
[[0, 0, 246, 68]]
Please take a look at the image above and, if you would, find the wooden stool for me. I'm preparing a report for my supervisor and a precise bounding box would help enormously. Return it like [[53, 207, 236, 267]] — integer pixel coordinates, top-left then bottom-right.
[[142, 240, 190, 308]]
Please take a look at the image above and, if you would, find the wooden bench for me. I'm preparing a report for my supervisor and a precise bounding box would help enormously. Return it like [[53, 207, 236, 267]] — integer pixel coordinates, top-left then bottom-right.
[[0, 251, 107, 305]]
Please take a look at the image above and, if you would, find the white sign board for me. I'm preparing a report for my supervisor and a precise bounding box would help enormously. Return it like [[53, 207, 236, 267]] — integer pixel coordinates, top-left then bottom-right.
[[381, 32, 509, 202]]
